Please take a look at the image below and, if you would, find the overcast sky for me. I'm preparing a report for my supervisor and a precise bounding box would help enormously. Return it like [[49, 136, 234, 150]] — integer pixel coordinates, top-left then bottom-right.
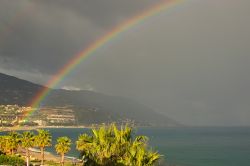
[[0, 0, 250, 126]]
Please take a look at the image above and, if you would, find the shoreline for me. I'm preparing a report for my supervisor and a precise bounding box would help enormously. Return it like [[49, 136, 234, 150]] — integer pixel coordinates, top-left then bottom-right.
[[16, 147, 82, 164], [0, 125, 91, 132], [0, 125, 184, 132]]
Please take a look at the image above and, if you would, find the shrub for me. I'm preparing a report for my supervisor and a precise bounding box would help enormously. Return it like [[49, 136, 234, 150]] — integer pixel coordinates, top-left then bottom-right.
[[0, 154, 25, 165]]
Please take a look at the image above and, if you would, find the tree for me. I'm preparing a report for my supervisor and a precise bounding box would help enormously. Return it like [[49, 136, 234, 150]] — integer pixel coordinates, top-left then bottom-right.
[[0, 136, 9, 154], [119, 136, 161, 166], [0, 132, 20, 155], [6, 131, 20, 155], [35, 129, 52, 165], [76, 123, 161, 166], [20, 131, 35, 166], [55, 136, 72, 166]]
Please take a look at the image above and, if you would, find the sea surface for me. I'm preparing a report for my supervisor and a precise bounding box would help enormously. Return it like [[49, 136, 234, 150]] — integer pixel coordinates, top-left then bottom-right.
[[2, 127, 250, 166]]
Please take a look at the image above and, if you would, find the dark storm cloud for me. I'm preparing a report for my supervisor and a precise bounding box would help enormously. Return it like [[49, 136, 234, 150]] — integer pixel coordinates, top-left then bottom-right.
[[34, 0, 163, 27], [0, 0, 162, 74]]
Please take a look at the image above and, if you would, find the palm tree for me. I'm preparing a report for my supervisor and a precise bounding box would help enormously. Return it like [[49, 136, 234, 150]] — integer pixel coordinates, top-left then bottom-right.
[[76, 123, 161, 166], [0, 134, 19, 155], [20, 131, 35, 166], [120, 136, 161, 166], [35, 129, 52, 165], [0, 136, 3, 153], [55, 136, 72, 166], [6, 131, 20, 155], [76, 133, 94, 165], [0, 135, 9, 154], [77, 125, 115, 165]]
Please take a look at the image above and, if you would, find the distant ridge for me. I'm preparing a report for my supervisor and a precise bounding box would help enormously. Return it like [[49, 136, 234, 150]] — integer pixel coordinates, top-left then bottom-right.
[[0, 73, 46, 105], [0, 72, 179, 126]]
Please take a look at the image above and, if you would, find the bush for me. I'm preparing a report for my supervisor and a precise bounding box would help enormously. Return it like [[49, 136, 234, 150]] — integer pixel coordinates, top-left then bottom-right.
[[0, 154, 25, 165]]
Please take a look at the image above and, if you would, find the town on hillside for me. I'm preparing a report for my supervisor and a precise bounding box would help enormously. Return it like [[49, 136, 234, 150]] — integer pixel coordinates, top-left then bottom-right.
[[0, 105, 76, 127]]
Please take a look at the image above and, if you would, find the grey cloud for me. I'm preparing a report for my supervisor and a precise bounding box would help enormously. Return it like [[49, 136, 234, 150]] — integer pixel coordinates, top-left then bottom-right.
[[0, 0, 162, 74], [34, 0, 164, 27]]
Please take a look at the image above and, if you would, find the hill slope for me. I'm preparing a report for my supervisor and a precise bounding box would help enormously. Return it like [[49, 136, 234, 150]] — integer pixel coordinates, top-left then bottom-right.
[[0, 73, 179, 126]]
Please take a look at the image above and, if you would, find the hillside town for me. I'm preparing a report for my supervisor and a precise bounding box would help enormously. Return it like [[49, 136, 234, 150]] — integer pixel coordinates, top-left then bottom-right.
[[0, 105, 76, 127]]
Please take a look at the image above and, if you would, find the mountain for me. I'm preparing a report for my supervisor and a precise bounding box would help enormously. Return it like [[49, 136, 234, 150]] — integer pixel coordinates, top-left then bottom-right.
[[0, 73, 179, 126]]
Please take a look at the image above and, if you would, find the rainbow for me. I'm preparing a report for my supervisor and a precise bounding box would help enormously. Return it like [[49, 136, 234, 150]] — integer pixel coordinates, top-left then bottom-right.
[[24, 0, 183, 121]]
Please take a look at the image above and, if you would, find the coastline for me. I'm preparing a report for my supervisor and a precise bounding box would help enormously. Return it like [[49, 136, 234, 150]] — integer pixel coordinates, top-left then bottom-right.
[[0, 125, 180, 132], [0, 125, 91, 132], [17, 147, 82, 165]]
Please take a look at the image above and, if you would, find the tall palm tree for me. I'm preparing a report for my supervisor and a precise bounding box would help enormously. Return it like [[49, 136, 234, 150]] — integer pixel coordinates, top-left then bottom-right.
[[7, 131, 20, 155], [76, 133, 94, 165], [55, 136, 72, 166], [0, 135, 9, 154], [35, 129, 52, 165], [0, 134, 18, 155], [0, 136, 3, 153], [20, 131, 35, 166]]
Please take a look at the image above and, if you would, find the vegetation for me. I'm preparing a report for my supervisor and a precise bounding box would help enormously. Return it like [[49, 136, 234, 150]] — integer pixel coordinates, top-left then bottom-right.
[[0, 132, 20, 155], [35, 129, 52, 165], [0, 123, 161, 166], [0, 154, 25, 165], [6, 131, 20, 155], [20, 131, 35, 166], [55, 136, 72, 166], [76, 124, 161, 166]]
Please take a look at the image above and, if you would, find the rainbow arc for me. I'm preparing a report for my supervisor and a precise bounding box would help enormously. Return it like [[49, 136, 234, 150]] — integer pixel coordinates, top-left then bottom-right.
[[24, 0, 184, 121]]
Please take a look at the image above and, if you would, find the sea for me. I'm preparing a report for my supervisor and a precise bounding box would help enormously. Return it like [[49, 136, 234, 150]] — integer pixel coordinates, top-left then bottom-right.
[[1, 127, 250, 166]]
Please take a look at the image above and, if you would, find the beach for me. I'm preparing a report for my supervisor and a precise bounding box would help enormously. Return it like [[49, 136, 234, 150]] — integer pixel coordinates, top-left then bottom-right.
[[16, 147, 81, 165]]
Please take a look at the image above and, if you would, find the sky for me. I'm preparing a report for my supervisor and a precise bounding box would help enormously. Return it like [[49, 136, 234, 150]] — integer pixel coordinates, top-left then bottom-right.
[[0, 0, 250, 126]]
